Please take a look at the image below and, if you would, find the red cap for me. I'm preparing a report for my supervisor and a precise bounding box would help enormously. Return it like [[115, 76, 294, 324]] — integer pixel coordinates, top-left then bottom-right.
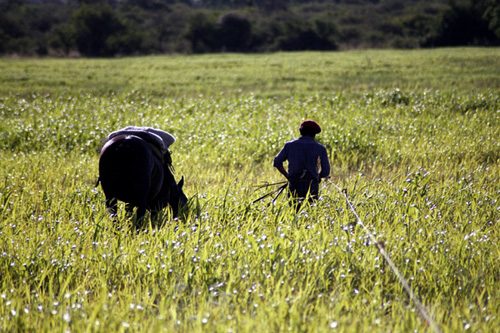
[[300, 120, 321, 134]]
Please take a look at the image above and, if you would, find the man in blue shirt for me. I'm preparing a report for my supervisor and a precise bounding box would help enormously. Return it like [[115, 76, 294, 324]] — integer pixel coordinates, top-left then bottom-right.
[[273, 120, 330, 204]]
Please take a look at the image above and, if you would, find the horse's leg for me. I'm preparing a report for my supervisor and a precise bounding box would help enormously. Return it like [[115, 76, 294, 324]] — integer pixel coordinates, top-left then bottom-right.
[[106, 197, 118, 217], [106, 197, 123, 231], [125, 203, 135, 215], [134, 201, 148, 231]]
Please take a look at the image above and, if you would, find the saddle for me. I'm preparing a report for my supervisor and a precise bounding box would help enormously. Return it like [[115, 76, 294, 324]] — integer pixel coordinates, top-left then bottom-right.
[[96, 131, 173, 188], [107, 130, 171, 166]]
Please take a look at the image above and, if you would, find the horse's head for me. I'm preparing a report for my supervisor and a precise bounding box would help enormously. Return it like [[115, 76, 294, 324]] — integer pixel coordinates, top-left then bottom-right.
[[170, 175, 188, 217]]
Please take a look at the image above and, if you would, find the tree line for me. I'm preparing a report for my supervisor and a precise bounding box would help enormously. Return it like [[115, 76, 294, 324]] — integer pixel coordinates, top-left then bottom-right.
[[1, 0, 499, 57]]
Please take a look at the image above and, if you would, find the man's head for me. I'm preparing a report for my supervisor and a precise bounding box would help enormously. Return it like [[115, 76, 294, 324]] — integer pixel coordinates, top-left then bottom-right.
[[299, 120, 321, 137]]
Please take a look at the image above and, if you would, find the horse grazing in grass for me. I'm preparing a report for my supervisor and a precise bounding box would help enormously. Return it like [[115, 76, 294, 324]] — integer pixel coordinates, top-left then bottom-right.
[[98, 133, 187, 227]]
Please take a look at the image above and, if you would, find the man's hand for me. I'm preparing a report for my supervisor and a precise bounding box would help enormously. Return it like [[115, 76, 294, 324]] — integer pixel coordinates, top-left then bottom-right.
[[276, 165, 289, 179]]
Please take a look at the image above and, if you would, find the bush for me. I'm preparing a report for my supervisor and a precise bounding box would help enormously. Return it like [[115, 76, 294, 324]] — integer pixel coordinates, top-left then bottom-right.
[[1, 0, 499, 56], [425, 0, 498, 46], [185, 11, 220, 53], [217, 12, 252, 52], [72, 3, 142, 57], [48, 23, 75, 55], [274, 14, 338, 51]]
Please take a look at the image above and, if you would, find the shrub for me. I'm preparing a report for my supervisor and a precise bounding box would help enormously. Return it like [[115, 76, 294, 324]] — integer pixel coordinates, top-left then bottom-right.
[[72, 3, 142, 57], [217, 12, 252, 52], [185, 10, 220, 53]]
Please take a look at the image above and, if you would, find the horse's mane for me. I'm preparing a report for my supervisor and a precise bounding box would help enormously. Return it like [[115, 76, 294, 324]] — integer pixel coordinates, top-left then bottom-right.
[[164, 149, 176, 175]]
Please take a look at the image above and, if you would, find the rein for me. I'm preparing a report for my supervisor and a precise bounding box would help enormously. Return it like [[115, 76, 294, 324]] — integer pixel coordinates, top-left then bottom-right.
[[253, 178, 441, 331], [325, 178, 441, 333], [252, 181, 288, 204], [147, 142, 164, 163]]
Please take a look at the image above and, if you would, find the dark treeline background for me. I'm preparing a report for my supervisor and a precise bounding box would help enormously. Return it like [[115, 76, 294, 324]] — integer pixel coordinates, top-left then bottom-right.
[[1, 0, 499, 57]]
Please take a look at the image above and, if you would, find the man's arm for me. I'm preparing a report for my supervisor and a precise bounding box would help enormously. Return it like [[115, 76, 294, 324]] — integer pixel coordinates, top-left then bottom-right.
[[273, 144, 289, 179], [319, 147, 331, 179], [276, 165, 289, 179]]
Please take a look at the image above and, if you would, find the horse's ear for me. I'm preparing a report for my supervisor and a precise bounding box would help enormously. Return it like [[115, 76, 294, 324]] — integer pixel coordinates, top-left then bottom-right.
[[178, 175, 184, 189]]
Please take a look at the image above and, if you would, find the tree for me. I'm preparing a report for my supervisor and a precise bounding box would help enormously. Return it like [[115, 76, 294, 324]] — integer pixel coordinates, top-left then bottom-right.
[[217, 12, 252, 52], [48, 23, 75, 55], [72, 3, 142, 56], [139, 3, 191, 53], [426, 0, 498, 46], [277, 15, 338, 51], [185, 10, 219, 53], [482, 0, 500, 38]]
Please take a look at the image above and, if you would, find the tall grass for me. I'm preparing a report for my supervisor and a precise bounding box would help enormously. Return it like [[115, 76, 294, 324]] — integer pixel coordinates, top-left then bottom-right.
[[1, 48, 500, 331], [1, 48, 499, 97]]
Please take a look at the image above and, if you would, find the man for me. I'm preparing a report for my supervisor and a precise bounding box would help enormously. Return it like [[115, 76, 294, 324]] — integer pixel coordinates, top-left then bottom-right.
[[273, 120, 330, 204]]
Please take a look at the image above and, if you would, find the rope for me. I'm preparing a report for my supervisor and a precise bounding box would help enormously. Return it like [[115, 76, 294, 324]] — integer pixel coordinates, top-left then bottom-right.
[[253, 181, 288, 190], [252, 182, 288, 204], [326, 179, 441, 333]]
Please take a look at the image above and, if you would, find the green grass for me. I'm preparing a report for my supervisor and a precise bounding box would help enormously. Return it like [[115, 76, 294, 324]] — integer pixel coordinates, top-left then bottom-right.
[[1, 48, 500, 332], [1, 48, 499, 97]]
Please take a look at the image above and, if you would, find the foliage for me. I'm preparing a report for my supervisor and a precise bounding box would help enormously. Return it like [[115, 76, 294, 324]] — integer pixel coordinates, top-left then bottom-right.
[[0, 49, 500, 331], [274, 13, 338, 51], [1, 0, 499, 56], [71, 3, 144, 57], [217, 12, 252, 52], [425, 0, 499, 47], [0, 0, 76, 55], [483, 0, 500, 38], [185, 10, 221, 53]]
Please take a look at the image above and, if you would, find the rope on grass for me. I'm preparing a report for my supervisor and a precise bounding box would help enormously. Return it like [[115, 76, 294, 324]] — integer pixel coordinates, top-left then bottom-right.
[[326, 179, 441, 333]]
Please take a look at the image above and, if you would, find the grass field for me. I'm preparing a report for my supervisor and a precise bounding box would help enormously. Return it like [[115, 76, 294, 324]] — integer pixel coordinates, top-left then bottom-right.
[[1, 48, 500, 332], [1, 48, 499, 97]]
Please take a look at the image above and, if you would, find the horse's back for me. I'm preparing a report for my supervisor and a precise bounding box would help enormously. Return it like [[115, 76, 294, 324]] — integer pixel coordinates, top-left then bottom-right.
[[99, 135, 163, 207]]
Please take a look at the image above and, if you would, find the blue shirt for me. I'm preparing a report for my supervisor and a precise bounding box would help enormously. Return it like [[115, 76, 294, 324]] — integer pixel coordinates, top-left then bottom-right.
[[273, 136, 330, 179]]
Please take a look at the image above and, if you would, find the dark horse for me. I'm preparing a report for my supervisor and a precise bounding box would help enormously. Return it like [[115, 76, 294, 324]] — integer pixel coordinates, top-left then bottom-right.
[[98, 134, 187, 227]]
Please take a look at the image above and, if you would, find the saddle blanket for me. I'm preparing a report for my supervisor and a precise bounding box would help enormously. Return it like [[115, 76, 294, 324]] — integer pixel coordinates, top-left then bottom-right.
[[107, 126, 176, 157]]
